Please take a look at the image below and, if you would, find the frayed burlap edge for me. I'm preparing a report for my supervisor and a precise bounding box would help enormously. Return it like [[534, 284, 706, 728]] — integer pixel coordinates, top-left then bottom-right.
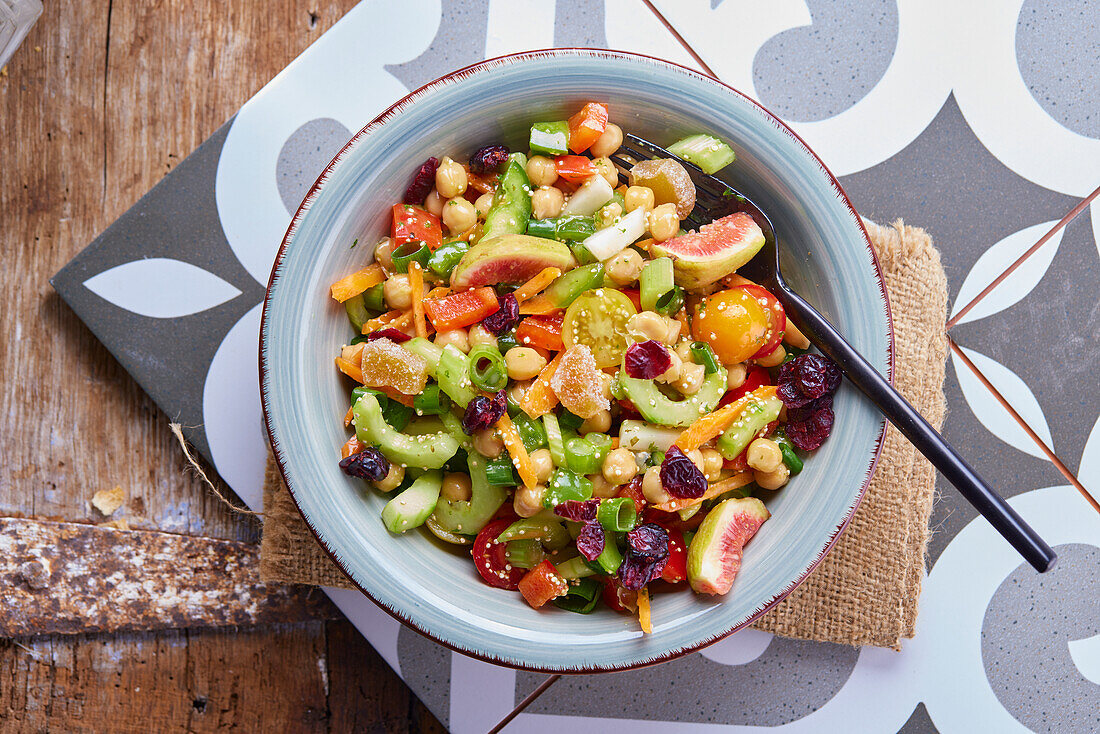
[[259, 219, 948, 650]]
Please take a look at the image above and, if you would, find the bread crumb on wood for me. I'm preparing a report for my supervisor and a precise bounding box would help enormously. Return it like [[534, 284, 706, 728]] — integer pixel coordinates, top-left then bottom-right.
[[98, 517, 131, 531], [92, 485, 125, 516]]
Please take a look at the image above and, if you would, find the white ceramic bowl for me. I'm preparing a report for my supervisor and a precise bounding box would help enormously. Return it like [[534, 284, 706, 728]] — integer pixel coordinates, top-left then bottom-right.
[[261, 50, 892, 672]]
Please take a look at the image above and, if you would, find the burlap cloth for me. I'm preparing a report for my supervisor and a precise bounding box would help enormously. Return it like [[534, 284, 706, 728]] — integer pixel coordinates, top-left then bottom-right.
[[259, 220, 948, 650]]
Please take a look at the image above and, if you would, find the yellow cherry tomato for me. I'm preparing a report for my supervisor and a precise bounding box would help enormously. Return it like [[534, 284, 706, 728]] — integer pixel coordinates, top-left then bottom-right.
[[692, 289, 769, 364]]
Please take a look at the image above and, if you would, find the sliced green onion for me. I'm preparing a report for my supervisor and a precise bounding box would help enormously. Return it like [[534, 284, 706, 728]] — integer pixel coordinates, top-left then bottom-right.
[[656, 285, 685, 316], [529, 120, 570, 156], [485, 456, 518, 486], [690, 342, 721, 375], [363, 283, 386, 312], [527, 215, 596, 243], [427, 240, 469, 278], [467, 344, 508, 392], [543, 413, 566, 468], [552, 577, 602, 613], [564, 436, 601, 476], [495, 331, 518, 354], [413, 384, 449, 415], [512, 413, 548, 452], [774, 429, 804, 475], [543, 468, 593, 508], [640, 257, 674, 312], [557, 410, 585, 433], [597, 497, 637, 532], [391, 240, 431, 273], [595, 528, 623, 575], [505, 539, 546, 570], [555, 555, 598, 580]]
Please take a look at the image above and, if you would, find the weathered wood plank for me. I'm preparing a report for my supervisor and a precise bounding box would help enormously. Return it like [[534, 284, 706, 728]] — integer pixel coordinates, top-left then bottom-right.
[[0, 518, 340, 636]]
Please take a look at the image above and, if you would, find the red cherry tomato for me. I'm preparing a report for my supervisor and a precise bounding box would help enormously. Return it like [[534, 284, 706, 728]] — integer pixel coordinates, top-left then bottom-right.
[[735, 284, 786, 359], [660, 528, 688, 583], [601, 579, 638, 613], [471, 518, 525, 590], [620, 288, 643, 311], [615, 476, 646, 515], [720, 365, 772, 406]]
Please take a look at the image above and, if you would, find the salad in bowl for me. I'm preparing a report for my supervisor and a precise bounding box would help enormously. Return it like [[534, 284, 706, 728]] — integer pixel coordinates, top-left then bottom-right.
[[327, 102, 843, 630]]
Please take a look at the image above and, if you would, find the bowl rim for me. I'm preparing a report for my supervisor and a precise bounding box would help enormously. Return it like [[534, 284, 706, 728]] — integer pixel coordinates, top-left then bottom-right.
[[260, 48, 895, 674]]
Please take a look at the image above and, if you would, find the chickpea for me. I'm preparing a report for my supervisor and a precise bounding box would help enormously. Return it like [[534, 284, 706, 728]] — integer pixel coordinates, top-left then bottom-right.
[[434, 156, 467, 198], [468, 324, 498, 349], [602, 447, 638, 485], [754, 462, 790, 490], [474, 192, 495, 219], [441, 472, 472, 502], [628, 311, 675, 344], [383, 274, 412, 310], [657, 349, 682, 383], [726, 362, 748, 390], [526, 155, 558, 187], [756, 344, 786, 368], [580, 409, 612, 434], [599, 372, 614, 402], [590, 123, 623, 158], [424, 189, 446, 217], [514, 484, 546, 517], [442, 197, 477, 234], [701, 448, 724, 482], [784, 321, 811, 350], [531, 186, 565, 220], [472, 427, 503, 458], [648, 202, 680, 242], [686, 448, 706, 473], [747, 438, 783, 473], [624, 185, 655, 213], [505, 347, 547, 381], [641, 466, 672, 505], [374, 238, 395, 271], [592, 156, 619, 188], [529, 449, 554, 484], [374, 463, 405, 492], [674, 340, 695, 364], [597, 202, 624, 229], [605, 248, 644, 286], [508, 379, 532, 406], [674, 362, 706, 395], [589, 473, 619, 498], [433, 328, 469, 354]]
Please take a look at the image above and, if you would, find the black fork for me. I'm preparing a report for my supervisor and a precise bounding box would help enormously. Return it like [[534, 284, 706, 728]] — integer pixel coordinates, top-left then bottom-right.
[[613, 133, 1056, 573]]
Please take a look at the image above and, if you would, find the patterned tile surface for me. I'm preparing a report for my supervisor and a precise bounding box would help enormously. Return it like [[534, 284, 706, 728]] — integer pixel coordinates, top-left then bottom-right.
[[51, 1, 1099, 731]]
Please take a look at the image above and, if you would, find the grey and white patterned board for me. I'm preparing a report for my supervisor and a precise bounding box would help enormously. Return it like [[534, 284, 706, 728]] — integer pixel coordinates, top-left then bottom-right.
[[50, 1, 1100, 732]]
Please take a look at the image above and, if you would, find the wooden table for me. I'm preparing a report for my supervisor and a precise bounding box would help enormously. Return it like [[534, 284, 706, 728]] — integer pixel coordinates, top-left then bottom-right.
[[1, 2, 441, 730]]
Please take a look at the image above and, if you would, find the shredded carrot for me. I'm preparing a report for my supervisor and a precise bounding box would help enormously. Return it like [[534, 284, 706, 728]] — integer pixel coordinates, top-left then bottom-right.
[[675, 385, 779, 452], [632, 237, 655, 252], [362, 311, 412, 335], [518, 294, 560, 316], [652, 472, 754, 513], [638, 588, 653, 634], [496, 413, 538, 489], [408, 262, 427, 339], [519, 353, 563, 418], [343, 406, 355, 428], [426, 286, 451, 299], [514, 267, 562, 303], [335, 357, 365, 383], [330, 264, 384, 303], [341, 436, 362, 458], [339, 342, 366, 368]]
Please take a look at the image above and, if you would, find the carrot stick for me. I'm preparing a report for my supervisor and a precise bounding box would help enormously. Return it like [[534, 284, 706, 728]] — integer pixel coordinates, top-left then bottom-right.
[[330, 264, 384, 302], [518, 295, 560, 316], [343, 406, 355, 428], [362, 311, 412, 335], [674, 386, 779, 452], [514, 267, 562, 303], [408, 262, 428, 339], [497, 414, 538, 489], [519, 353, 563, 418], [651, 472, 754, 513], [637, 588, 653, 634], [334, 357, 365, 383], [341, 436, 362, 458]]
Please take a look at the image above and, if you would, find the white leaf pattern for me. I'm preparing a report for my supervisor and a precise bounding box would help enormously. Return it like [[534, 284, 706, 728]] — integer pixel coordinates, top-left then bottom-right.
[[949, 220, 1065, 325], [1068, 634, 1100, 686], [1078, 413, 1100, 493], [83, 258, 241, 318], [952, 346, 1053, 460]]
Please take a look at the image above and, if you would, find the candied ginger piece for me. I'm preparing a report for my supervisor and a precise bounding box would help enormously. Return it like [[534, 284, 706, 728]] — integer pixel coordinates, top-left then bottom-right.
[[360, 338, 428, 395], [550, 345, 610, 419]]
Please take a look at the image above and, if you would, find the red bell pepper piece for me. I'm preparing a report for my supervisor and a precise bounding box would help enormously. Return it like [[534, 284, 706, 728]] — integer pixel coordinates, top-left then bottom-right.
[[515, 314, 564, 352], [518, 560, 569, 608], [567, 102, 609, 154], [721, 365, 772, 406], [554, 155, 597, 184], [423, 287, 499, 332], [472, 518, 526, 590], [660, 528, 688, 583], [391, 203, 443, 250]]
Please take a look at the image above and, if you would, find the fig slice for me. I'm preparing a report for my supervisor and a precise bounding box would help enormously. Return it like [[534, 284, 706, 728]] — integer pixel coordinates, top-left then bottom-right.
[[650, 211, 765, 289], [687, 496, 770, 595], [450, 234, 576, 290]]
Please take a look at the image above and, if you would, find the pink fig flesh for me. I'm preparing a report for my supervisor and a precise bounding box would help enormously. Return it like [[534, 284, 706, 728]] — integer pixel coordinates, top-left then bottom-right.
[[687, 496, 769, 595]]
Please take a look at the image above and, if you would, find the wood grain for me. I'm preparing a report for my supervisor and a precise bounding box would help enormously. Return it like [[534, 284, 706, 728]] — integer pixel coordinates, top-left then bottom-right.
[[0, 1, 441, 729]]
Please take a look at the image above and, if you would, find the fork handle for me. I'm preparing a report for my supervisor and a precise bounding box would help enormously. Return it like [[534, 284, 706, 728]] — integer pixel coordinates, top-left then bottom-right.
[[778, 288, 1057, 573]]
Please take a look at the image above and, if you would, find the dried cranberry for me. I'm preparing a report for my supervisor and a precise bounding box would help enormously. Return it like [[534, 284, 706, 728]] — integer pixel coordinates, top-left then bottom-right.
[[338, 447, 389, 481], [776, 354, 842, 409], [461, 390, 507, 434], [402, 157, 439, 205], [481, 293, 519, 336], [624, 340, 672, 379], [659, 446, 707, 499], [554, 499, 601, 522], [619, 554, 667, 591], [366, 327, 411, 344], [576, 521, 605, 561], [785, 398, 835, 451], [469, 144, 510, 174], [626, 523, 669, 562]]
